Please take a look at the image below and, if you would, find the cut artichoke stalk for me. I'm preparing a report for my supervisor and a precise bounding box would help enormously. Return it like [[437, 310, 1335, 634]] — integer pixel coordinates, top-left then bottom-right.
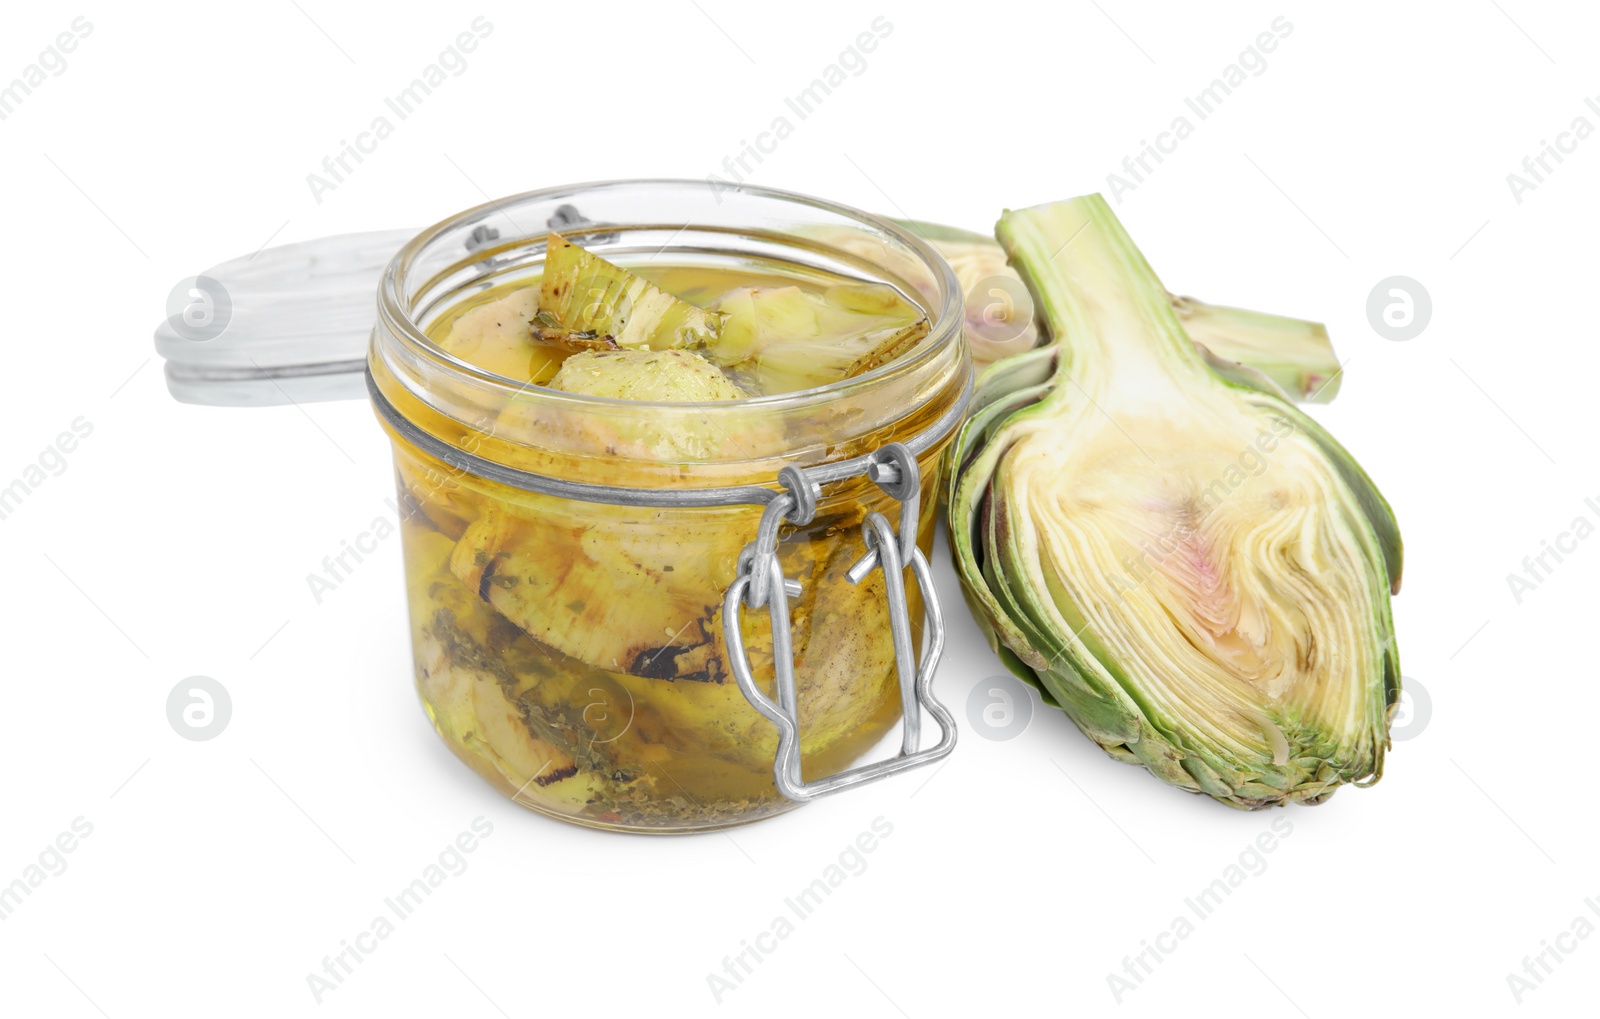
[[892, 219, 1342, 401], [947, 195, 1401, 809], [705, 283, 930, 395], [1171, 297, 1342, 403], [538, 233, 726, 350]]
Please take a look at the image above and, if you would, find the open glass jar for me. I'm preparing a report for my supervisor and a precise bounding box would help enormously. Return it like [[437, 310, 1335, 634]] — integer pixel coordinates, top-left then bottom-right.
[[369, 183, 971, 832], [165, 179, 968, 833]]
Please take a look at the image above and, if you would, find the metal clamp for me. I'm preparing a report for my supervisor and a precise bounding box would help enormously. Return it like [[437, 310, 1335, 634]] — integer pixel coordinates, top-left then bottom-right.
[[722, 449, 957, 802]]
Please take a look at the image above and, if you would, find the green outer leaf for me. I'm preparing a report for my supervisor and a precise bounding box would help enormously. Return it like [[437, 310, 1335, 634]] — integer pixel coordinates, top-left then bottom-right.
[[971, 345, 1057, 416]]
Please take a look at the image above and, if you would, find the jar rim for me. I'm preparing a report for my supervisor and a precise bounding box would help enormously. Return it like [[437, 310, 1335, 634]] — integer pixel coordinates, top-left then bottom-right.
[[375, 178, 965, 413]]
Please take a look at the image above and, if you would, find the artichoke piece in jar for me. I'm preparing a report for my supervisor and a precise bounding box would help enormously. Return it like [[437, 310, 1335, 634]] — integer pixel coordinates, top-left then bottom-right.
[[398, 231, 951, 830], [447, 502, 738, 685], [404, 472, 915, 823], [406, 526, 612, 814], [433, 287, 564, 384], [706, 283, 930, 394], [548, 348, 748, 402], [538, 233, 725, 351], [499, 347, 776, 462]]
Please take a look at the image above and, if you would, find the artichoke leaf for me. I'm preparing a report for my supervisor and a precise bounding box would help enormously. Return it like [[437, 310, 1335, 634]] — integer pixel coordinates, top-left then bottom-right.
[[971, 344, 1058, 415]]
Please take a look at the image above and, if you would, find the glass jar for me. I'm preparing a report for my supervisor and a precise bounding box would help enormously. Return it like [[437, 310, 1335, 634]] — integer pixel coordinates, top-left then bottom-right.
[[367, 180, 969, 832]]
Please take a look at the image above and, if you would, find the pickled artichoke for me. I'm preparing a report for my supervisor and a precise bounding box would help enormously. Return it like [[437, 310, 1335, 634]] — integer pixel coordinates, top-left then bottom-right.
[[393, 242, 941, 829], [947, 195, 1401, 809], [434, 287, 564, 383], [549, 348, 748, 402], [539, 233, 725, 350], [705, 283, 930, 394], [403, 501, 908, 827]]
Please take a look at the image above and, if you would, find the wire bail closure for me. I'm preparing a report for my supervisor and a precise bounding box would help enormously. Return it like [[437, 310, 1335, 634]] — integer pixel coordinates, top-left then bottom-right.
[[723, 445, 957, 803]]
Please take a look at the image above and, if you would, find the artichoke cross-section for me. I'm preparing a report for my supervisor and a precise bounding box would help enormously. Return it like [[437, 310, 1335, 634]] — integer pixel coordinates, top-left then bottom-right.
[[947, 195, 1402, 808]]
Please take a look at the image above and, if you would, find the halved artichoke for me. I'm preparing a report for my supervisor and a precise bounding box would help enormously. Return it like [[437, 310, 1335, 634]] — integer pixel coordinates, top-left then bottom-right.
[[947, 195, 1402, 808]]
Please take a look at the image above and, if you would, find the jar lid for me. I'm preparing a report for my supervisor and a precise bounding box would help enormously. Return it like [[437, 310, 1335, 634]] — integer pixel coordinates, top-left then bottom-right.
[[153, 203, 630, 405], [152, 228, 412, 405]]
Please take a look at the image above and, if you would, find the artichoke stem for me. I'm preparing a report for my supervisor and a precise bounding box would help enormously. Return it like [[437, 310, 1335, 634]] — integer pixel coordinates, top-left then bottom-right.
[[1172, 296, 1342, 403], [995, 197, 1206, 394]]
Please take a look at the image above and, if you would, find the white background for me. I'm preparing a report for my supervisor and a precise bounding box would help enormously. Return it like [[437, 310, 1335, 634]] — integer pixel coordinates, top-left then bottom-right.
[[1, 1, 1595, 1015]]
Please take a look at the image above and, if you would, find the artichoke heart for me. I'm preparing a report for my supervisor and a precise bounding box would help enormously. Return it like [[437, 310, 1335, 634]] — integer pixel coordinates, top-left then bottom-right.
[[948, 195, 1402, 809]]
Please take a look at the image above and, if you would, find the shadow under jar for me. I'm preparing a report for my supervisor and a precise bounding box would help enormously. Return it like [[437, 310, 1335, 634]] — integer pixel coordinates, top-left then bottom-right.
[[368, 181, 970, 832]]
